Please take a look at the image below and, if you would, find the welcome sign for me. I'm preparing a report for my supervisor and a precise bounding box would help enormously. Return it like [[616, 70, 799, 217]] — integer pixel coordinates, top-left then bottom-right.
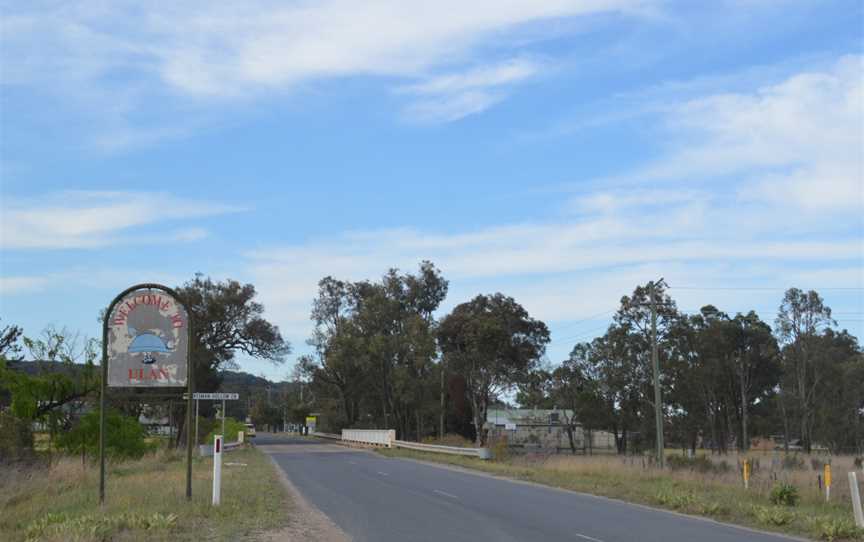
[[106, 288, 189, 387]]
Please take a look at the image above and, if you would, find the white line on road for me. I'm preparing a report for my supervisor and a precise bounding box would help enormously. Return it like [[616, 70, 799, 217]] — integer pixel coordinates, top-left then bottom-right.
[[576, 534, 604, 542], [377, 471, 389, 476], [433, 489, 459, 499]]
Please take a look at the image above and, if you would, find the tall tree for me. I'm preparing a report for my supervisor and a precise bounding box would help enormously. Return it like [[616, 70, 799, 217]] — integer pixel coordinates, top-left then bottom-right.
[[438, 293, 549, 446], [173, 275, 290, 445], [775, 288, 835, 452]]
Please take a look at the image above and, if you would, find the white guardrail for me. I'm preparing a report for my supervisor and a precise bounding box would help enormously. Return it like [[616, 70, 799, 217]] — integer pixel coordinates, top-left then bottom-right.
[[312, 430, 491, 459]]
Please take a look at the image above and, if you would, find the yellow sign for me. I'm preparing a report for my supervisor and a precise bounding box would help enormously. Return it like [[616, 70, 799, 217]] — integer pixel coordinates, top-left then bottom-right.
[[743, 460, 751, 482], [305, 416, 317, 424], [824, 464, 831, 487]]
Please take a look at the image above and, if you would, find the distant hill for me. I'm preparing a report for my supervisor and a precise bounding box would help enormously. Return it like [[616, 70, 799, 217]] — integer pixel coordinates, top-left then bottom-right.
[[3, 360, 300, 421]]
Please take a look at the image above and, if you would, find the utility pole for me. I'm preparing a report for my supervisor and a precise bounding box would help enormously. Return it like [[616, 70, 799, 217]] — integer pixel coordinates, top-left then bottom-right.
[[649, 280, 664, 468]]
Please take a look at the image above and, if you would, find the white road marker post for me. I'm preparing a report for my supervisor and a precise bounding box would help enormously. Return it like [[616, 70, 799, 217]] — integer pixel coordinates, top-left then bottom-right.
[[850, 471, 864, 528], [212, 435, 223, 506]]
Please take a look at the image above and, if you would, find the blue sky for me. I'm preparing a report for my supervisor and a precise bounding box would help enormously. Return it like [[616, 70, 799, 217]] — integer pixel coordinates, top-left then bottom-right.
[[1, 0, 862, 382]]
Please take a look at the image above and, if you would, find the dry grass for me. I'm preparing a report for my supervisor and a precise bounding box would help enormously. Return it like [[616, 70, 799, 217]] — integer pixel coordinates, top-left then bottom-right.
[[0, 446, 293, 542], [379, 447, 864, 541]]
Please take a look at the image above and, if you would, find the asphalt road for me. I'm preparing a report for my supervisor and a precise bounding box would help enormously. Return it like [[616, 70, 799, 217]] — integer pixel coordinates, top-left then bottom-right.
[[256, 434, 800, 542]]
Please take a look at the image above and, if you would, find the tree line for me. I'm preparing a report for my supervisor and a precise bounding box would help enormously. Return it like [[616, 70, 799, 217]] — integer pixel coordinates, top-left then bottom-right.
[[1, 265, 861, 458], [300, 263, 862, 454]]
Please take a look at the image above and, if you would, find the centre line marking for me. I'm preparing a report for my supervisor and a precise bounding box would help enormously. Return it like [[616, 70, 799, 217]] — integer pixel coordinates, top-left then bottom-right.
[[576, 534, 604, 542], [433, 490, 459, 499], [377, 471, 389, 476]]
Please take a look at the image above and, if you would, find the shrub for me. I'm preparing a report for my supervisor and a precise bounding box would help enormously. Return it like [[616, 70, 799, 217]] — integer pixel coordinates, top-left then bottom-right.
[[0, 411, 35, 463], [811, 517, 864, 541], [769, 482, 800, 507], [205, 417, 247, 444], [56, 409, 152, 460], [754, 506, 796, 526], [489, 435, 509, 461], [655, 489, 695, 510], [854, 456, 863, 469]]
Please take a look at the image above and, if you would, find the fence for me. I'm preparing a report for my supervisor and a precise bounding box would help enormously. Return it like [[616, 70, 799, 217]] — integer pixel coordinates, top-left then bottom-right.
[[312, 429, 491, 459]]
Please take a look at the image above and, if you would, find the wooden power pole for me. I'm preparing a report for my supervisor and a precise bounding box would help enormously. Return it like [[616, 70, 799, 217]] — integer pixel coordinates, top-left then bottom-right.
[[649, 280, 664, 468]]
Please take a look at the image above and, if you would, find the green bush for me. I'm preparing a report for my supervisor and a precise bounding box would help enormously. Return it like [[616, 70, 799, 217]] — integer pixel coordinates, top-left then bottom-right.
[[769, 482, 800, 507], [0, 411, 35, 463], [754, 506, 796, 526], [811, 517, 864, 541], [56, 409, 152, 460], [204, 417, 246, 444]]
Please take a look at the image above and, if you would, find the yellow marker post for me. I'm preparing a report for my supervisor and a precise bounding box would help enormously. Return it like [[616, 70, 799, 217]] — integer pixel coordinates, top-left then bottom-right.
[[824, 464, 831, 502], [743, 459, 750, 490]]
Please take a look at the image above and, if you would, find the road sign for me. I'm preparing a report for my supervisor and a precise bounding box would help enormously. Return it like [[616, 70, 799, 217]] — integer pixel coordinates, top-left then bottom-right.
[[188, 392, 239, 400], [106, 288, 189, 387]]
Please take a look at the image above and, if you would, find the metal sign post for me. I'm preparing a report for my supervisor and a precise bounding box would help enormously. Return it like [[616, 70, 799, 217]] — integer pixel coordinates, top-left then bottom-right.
[[99, 283, 192, 505]]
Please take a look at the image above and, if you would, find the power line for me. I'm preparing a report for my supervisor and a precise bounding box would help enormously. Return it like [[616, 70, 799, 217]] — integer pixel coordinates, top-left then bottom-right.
[[552, 309, 617, 334]]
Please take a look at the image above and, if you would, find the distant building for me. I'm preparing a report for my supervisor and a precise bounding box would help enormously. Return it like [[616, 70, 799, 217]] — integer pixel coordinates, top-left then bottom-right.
[[485, 408, 616, 452]]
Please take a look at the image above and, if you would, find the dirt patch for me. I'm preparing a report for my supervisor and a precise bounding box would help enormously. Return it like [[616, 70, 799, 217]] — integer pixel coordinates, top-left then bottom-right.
[[256, 454, 350, 542]]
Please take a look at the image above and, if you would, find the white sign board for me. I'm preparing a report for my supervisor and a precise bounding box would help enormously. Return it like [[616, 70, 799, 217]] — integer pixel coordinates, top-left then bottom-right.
[[191, 393, 239, 400], [107, 289, 189, 387], [505, 423, 517, 431]]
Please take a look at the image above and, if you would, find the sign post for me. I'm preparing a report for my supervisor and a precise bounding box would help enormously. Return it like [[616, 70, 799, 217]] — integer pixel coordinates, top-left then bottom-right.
[[212, 435, 223, 506], [100, 284, 192, 505]]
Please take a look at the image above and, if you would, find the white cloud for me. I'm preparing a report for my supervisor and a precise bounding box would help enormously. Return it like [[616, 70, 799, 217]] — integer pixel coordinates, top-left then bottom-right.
[[629, 55, 864, 214], [0, 276, 49, 296], [241, 56, 864, 351], [399, 57, 542, 122], [1, 1, 649, 108], [0, 191, 240, 249]]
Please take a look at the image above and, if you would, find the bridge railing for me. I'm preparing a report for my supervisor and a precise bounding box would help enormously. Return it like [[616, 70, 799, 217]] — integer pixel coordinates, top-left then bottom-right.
[[311, 431, 341, 440], [311, 429, 490, 459], [394, 440, 491, 459], [342, 429, 396, 448]]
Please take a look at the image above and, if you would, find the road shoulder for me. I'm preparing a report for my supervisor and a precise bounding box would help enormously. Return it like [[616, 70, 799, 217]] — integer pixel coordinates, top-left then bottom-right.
[[257, 450, 350, 542]]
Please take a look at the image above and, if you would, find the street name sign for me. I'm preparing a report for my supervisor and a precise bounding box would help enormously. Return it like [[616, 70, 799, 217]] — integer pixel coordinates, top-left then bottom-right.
[[189, 392, 239, 400]]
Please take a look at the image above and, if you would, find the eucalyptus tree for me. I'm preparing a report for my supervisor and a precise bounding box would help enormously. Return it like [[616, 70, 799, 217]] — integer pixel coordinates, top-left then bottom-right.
[[775, 288, 835, 452], [438, 293, 549, 446]]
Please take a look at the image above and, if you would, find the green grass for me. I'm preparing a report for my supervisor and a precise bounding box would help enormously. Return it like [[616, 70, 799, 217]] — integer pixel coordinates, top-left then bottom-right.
[[378, 448, 864, 542], [1, 446, 292, 541]]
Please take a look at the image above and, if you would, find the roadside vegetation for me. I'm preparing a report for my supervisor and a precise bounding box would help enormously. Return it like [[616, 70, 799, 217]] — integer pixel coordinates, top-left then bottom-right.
[[379, 445, 864, 541], [1, 444, 290, 542]]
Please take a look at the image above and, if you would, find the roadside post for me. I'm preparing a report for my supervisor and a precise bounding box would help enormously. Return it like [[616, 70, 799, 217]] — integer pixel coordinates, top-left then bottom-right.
[[212, 435, 223, 506], [743, 459, 750, 490], [850, 471, 864, 528], [100, 283, 192, 505], [222, 398, 226, 436], [824, 464, 831, 502]]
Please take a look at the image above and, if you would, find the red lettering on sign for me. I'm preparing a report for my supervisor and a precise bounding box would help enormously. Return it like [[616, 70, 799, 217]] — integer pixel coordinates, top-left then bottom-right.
[[128, 367, 171, 381], [170, 313, 184, 328]]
